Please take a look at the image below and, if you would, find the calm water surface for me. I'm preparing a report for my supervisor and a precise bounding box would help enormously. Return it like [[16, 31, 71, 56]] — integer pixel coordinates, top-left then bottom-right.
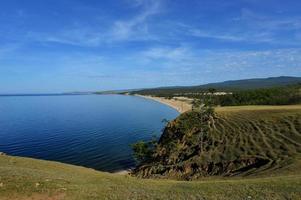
[[0, 95, 178, 172]]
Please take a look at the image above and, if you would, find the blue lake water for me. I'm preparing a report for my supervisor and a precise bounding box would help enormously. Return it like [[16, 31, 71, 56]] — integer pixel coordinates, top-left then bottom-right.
[[0, 95, 178, 172]]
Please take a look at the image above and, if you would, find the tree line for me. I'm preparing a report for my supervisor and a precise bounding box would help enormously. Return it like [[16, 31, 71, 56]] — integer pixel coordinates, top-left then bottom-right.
[[132, 84, 301, 106]]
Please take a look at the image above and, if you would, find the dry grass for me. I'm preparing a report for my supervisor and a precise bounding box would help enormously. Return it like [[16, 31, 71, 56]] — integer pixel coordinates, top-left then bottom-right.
[[211, 105, 301, 176], [0, 155, 300, 200]]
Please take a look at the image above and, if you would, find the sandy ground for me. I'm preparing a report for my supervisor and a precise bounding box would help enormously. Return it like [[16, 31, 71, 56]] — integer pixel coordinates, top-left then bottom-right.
[[135, 95, 192, 113], [113, 170, 130, 175]]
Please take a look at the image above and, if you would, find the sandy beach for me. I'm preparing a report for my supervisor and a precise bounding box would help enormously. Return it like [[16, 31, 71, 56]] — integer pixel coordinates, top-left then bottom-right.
[[136, 95, 192, 113]]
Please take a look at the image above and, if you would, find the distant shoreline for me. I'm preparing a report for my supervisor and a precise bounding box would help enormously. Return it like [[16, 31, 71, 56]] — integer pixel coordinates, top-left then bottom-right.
[[0, 93, 93, 97], [135, 95, 192, 113]]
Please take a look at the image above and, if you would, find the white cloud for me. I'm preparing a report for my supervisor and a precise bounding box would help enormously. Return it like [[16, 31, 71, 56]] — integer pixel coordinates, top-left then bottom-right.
[[190, 29, 245, 42], [140, 46, 190, 61], [16, 1, 301, 47], [131, 46, 301, 84], [25, 0, 163, 46], [27, 28, 105, 47], [187, 8, 301, 45], [110, 0, 162, 41]]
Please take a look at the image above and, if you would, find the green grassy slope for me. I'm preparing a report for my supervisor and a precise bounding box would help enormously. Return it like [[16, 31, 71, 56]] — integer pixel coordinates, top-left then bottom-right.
[[134, 105, 301, 179], [1, 105, 301, 200], [0, 155, 300, 200]]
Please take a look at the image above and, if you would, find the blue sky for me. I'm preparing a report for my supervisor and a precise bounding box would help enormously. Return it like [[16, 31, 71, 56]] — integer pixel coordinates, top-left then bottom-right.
[[1, 0, 301, 93]]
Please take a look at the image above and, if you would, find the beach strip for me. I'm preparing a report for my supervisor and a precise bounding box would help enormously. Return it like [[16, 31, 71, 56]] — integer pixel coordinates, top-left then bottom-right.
[[135, 95, 192, 113]]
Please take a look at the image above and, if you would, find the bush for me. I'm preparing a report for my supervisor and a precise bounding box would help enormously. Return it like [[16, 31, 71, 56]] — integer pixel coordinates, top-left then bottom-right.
[[131, 140, 156, 163]]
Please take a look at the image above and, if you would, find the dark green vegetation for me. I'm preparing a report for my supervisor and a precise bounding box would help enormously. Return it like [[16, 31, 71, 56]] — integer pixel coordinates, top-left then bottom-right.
[[95, 76, 301, 106], [131, 140, 155, 163], [134, 84, 301, 107], [209, 84, 301, 106], [133, 105, 301, 181], [131, 76, 301, 95]]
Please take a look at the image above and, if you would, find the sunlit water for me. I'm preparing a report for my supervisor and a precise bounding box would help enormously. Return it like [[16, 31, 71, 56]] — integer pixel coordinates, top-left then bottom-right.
[[0, 94, 178, 172]]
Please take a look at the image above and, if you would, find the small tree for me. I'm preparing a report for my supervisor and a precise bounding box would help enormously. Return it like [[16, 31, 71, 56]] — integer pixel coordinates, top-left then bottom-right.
[[131, 141, 152, 163], [208, 88, 216, 94], [131, 137, 157, 163], [192, 99, 202, 111], [207, 88, 216, 106]]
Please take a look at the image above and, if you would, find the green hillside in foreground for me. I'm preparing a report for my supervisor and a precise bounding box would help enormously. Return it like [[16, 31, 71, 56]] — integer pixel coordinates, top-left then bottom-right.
[[0, 106, 301, 200], [0, 155, 300, 200], [133, 105, 301, 180]]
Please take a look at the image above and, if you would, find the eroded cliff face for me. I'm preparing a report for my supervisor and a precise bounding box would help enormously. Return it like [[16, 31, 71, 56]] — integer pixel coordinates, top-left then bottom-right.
[[132, 109, 301, 180]]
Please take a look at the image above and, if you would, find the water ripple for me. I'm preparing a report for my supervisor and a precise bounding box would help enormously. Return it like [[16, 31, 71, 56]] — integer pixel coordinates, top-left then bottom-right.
[[0, 95, 179, 172]]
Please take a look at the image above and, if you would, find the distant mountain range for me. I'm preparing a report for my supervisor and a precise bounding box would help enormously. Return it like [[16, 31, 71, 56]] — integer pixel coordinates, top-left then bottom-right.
[[129, 76, 301, 95], [195, 76, 301, 90], [0, 92, 93, 97]]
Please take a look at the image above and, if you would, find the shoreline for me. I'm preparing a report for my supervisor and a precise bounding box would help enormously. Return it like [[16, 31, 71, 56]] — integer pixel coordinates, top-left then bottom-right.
[[135, 95, 192, 113], [113, 95, 192, 174]]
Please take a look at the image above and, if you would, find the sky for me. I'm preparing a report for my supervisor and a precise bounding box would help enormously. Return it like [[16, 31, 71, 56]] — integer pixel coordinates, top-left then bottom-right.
[[0, 0, 301, 93]]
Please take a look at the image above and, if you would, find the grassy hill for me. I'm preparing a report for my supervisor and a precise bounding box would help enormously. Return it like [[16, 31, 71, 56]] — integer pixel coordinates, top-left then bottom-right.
[[1, 105, 301, 199], [0, 154, 300, 200], [133, 105, 301, 180]]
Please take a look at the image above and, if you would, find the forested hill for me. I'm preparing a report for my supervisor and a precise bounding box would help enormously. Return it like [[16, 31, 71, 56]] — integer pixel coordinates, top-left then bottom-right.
[[131, 76, 301, 95], [196, 76, 301, 90]]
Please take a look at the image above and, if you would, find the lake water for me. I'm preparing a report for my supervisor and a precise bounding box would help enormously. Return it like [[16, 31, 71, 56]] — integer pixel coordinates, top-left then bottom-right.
[[0, 95, 179, 172]]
